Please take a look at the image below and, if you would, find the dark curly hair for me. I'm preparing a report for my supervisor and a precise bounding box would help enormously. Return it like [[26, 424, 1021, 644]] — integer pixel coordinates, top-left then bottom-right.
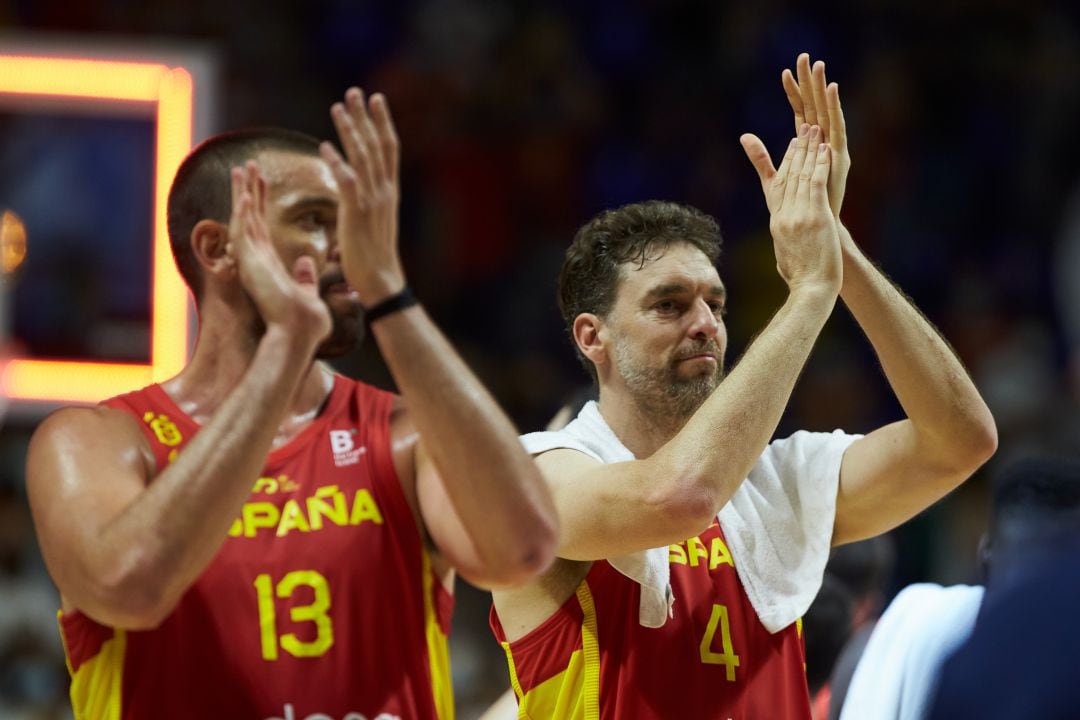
[[167, 127, 322, 300], [558, 200, 722, 381]]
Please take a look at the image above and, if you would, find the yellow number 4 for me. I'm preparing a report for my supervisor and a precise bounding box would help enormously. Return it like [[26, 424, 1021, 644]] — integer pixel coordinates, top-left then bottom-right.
[[699, 603, 740, 681], [254, 570, 334, 661]]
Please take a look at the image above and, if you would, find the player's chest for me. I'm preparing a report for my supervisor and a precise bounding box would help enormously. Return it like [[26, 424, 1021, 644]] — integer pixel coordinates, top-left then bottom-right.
[[663, 523, 792, 657]]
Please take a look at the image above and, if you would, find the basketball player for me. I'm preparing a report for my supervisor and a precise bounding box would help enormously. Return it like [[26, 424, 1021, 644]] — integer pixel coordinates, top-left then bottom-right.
[[488, 54, 997, 717], [26, 89, 558, 719]]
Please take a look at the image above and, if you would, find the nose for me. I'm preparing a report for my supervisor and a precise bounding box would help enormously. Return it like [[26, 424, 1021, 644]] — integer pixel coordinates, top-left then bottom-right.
[[325, 226, 341, 264], [687, 298, 720, 341]]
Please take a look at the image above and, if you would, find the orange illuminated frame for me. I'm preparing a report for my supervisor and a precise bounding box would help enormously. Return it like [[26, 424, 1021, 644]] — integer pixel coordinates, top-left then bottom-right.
[[0, 55, 193, 404]]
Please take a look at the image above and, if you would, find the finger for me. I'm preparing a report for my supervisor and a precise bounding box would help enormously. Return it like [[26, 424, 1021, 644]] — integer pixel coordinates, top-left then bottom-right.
[[330, 101, 375, 195], [826, 82, 847, 152], [346, 87, 387, 186], [795, 126, 822, 203], [229, 166, 253, 250], [249, 162, 271, 240], [738, 133, 777, 187], [369, 93, 400, 185], [246, 161, 266, 221], [764, 137, 797, 211], [319, 141, 362, 208], [782, 69, 805, 131], [796, 53, 817, 126], [812, 61, 830, 139], [229, 166, 244, 225], [783, 123, 812, 208], [810, 142, 831, 209]]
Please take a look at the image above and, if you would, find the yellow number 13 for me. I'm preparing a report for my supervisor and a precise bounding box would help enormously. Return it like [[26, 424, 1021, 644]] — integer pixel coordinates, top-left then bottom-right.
[[254, 570, 334, 661]]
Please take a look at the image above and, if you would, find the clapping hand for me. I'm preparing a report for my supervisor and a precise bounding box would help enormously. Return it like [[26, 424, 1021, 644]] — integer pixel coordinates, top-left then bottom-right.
[[320, 88, 405, 308], [227, 161, 331, 348]]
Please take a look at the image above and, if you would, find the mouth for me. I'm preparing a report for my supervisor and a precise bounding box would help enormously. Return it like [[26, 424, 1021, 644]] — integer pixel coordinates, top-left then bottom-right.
[[319, 270, 359, 299], [677, 354, 717, 364]]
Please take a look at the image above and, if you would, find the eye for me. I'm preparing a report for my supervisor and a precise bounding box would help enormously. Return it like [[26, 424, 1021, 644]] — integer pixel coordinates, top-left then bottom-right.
[[296, 211, 329, 230], [708, 301, 727, 317], [653, 300, 680, 314]]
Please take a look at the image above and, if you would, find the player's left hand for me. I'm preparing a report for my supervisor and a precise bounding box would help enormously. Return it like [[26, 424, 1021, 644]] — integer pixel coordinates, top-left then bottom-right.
[[320, 88, 405, 307], [782, 53, 849, 219]]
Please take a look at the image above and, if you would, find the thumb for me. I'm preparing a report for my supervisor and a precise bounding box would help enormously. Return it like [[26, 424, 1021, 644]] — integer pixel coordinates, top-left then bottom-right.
[[739, 133, 776, 186]]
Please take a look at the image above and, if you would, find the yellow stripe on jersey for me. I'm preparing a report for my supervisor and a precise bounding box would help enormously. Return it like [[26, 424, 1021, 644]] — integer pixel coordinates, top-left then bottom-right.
[[576, 582, 601, 720], [500, 641, 529, 720], [58, 612, 125, 720], [508, 580, 601, 720], [422, 551, 454, 720]]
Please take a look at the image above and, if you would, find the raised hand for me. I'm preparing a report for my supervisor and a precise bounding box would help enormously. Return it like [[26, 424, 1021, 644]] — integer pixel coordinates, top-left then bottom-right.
[[227, 162, 331, 347], [320, 88, 405, 307], [782, 53, 849, 219], [740, 124, 841, 295]]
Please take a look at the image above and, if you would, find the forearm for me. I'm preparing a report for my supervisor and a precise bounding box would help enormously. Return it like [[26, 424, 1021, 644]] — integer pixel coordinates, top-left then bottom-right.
[[98, 327, 315, 622], [838, 225, 997, 462], [372, 306, 557, 571], [657, 287, 837, 512]]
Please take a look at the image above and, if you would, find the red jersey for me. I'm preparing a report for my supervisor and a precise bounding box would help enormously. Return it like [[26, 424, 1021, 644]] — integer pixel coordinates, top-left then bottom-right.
[[58, 376, 454, 720], [491, 521, 810, 719]]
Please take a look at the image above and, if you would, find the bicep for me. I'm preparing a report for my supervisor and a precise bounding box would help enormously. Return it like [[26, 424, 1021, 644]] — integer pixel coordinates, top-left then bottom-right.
[[27, 408, 152, 606], [835, 420, 969, 545]]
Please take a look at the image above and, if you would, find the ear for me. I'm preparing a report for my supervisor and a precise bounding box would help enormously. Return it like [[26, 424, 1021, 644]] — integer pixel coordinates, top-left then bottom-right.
[[573, 313, 607, 371], [190, 219, 236, 284]]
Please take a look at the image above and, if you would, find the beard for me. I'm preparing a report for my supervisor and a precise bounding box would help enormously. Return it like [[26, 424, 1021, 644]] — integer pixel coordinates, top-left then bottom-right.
[[612, 336, 724, 425], [314, 269, 363, 358], [245, 269, 363, 358]]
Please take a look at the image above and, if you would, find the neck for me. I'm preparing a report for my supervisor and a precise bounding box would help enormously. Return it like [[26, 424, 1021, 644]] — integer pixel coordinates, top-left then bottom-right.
[[159, 298, 331, 436], [595, 379, 689, 458]]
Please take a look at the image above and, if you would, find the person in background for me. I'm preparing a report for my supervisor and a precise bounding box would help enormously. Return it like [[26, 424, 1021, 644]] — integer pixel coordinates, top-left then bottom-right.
[[825, 536, 896, 719], [840, 455, 1080, 720], [803, 573, 855, 718]]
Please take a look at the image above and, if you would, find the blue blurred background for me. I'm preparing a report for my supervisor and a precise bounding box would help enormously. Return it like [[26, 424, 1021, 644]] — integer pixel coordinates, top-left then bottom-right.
[[1, 0, 1079, 716]]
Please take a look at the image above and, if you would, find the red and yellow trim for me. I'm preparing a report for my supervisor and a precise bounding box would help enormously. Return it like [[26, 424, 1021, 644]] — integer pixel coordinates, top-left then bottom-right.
[[422, 551, 454, 720], [58, 611, 126, 720], [502, 581, 602, 720]]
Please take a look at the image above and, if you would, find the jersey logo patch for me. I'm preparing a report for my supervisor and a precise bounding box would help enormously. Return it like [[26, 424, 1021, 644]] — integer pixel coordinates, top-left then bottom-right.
[[329, 429, 366, 467]]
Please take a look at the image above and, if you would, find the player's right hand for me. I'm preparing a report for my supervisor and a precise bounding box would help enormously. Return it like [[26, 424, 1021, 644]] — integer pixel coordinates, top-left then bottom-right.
[[740, 124, 842, 296], [227, 161, 332, 348]]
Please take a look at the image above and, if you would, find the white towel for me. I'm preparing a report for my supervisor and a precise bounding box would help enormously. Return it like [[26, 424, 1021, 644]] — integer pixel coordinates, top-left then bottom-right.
[[522, 401, 674, 628], [839, 583, 984, 720], [522, 401, 856, 632], [719, 429, 855, 632]]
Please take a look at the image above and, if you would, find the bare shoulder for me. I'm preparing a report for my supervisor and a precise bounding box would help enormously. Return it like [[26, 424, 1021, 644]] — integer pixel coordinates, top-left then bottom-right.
[[28, 405, 153, 487], [27, 405, 156, 591]]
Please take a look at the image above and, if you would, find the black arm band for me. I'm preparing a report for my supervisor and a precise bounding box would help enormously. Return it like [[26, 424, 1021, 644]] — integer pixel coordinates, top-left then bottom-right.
[[364, 286, 419, 326]]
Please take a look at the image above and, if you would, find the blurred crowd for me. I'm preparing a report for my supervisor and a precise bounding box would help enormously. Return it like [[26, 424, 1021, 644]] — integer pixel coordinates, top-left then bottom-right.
[[2, 0, 1079, 717]]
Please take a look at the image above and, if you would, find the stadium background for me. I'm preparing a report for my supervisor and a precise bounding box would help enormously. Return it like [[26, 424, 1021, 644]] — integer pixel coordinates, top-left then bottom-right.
[[1, 0, 1079, 716]]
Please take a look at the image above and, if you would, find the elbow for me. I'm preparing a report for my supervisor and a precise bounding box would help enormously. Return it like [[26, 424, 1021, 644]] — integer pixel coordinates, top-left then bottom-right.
[[926, 410, 999, 481], [954, 411, 999, 474], [463, 516, 560, 590], [94, 558, 179, 630], [973, 414, 999, 466], [486, 519, 561, 588], [649, 473, 722, 539]]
